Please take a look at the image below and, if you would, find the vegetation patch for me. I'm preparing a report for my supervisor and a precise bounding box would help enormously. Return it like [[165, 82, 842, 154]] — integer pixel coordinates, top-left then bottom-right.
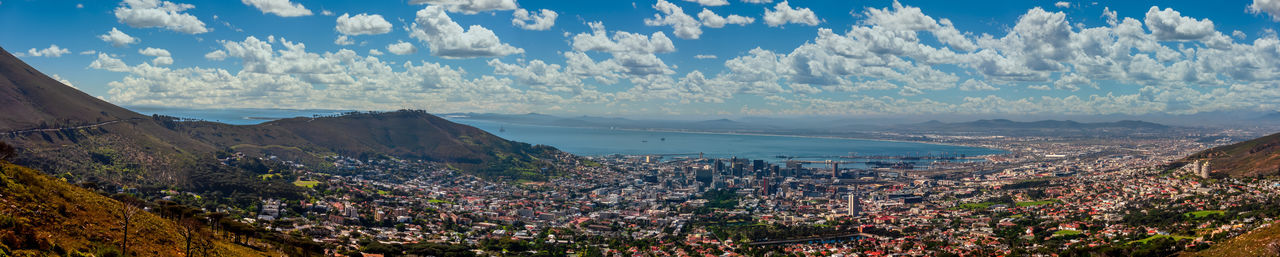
[[1185, 210, 1225, 218], [1016, 199, 1059, 207], [292, 180, 320, 188]]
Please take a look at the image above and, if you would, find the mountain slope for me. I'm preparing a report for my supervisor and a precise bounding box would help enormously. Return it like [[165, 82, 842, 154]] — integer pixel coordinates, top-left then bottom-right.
[[0, 160, 280, 256], [0, 46, 141, 131], [0, 45, 560, 184], [1183, 131, 1280, 177], [173, 110, 560, 173]]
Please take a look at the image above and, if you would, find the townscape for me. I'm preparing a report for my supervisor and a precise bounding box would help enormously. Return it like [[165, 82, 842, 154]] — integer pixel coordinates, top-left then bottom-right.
[[171, 126, 1280, 256]]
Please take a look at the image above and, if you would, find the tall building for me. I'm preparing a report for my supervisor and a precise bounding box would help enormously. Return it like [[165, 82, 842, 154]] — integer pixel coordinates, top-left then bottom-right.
[[1200, 161, 1211, 178], [847, 193, 860, 216]]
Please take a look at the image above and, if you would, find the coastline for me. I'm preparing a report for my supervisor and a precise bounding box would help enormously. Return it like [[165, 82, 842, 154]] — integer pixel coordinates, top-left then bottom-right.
[[452, 118, 1009, 156]]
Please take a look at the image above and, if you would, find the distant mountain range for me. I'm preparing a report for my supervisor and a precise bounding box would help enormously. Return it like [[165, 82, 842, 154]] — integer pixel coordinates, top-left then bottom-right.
[[452, 112, 771, 132], [451, 113, 1176, 137], [905, 119, 1171, 131], [0, 46, 559, 187]]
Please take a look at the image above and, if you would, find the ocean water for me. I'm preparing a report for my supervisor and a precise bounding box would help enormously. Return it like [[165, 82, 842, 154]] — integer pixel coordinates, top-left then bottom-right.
[[130, 107, 1005, 167], [451, 118, 1004, 167]]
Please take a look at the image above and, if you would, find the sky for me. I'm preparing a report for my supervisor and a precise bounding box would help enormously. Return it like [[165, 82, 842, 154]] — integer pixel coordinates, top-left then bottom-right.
[[2, 0, 1280, 117]]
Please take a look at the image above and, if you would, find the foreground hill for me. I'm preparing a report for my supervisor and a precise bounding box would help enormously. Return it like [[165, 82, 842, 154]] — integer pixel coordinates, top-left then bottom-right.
[[1185, 221, 1280, 257], [0, 160, 281, 256], [1183, 131, 1280, 177]]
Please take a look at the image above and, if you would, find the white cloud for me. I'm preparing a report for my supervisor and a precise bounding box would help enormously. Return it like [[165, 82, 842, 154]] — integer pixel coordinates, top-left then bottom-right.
[[1054, 1, 1070, 8], [1144, 6, 1216, 41], [321, 9, 333, 16], [409, 5, 524, 58], [694, 54, 717, 59], [139, 47, 173, 66], [740, 0, 770, 3], [368, 49, 384, 56], [26, 44, 71, 57], [336, 13, 392, 35], [113, 0, 209, 34], [334, 35, 355, 45], [684, 0, 728, 6], [645, 0, 703, 39], [698, 8, 754, 28], [77, 3, 84, 8], [51, 74, 77, 89], [763, 1, 819, 27], [88, 53, 130, 72], [386, 41, 418, 55], [571, 22, 676, 76], [89, 36, 566, 113], [204, 50, 228, 60], [862, 1, 976, 51], [80, 50, 97, 55], [241, 0, 312, 17], [957, 79, 997, 91], [511, 8, 557, 31], [1028, 85, 1052, 90], [99, 27, 140, 47], [409, 0, 518, 14], [1249, 0, 1280, 22]]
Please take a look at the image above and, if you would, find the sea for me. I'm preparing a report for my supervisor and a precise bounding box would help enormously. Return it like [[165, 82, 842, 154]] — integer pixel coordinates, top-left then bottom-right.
[[130, 107, 1006, 168]]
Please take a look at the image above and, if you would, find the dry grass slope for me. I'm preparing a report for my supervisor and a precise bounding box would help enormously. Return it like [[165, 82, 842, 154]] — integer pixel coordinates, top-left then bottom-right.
[[1184, 221, 1280, 257], [0, 161, 279, 256]]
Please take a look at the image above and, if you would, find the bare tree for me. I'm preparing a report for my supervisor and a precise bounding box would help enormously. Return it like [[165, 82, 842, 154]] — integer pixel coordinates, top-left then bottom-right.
[[178, 216, 203, 256], [114, 194, 142, 257]]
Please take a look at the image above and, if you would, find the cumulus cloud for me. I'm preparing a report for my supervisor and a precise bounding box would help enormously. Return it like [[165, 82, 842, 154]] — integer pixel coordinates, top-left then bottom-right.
[[1054, 1, 1070, 8], [862, 1, 975, 51], [1144, 6, 1217, 41], [99, 27, 140, 47], [409, 0, 518, 14], [25, 45, 71, 57], [694, 54, 717, 59], [368, 49, 384, 56], [386, 41, 418, 55], [1249, 0, 1280, 22], [51, 74, 77, 89], [763, 1, 819, 27], [698, 8, 754, 28], [138, 47, 173, 66], [958, 79, 997, 91], [113, 0, 209, 34], [511, 8, 557, 30], [336, 13, 392, 35], [645, 0, 703, 39], [334, 35, 355, 45], [204, 50, 228, 60], [89, 35, 565, 112], [409, 5, 524, 58], [242, 0, 312, 17], [684, 0, 728, 6], [571, 22, 676, 75]]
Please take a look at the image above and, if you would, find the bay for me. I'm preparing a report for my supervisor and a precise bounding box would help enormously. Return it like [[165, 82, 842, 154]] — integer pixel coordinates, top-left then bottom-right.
[[130, 107, 1005, 168]]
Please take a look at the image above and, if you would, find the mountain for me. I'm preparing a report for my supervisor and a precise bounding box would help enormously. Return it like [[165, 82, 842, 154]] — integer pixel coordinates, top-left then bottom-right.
[[1182, 131, 1280, 177], [0, 159, 285, 256], [0, 47, 142, 131], [172, 110, 559, 173], [0, 45, 559, 187]]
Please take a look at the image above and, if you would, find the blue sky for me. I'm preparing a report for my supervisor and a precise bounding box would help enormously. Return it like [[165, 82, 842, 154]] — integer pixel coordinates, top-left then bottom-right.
[[2, 0, 1279, 117]]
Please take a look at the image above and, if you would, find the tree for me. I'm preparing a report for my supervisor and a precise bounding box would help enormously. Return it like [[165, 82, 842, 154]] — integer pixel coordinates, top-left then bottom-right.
[[113, 194, 143, 256], [178, 216, 204, 256], [0, 141, 15, 162]]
